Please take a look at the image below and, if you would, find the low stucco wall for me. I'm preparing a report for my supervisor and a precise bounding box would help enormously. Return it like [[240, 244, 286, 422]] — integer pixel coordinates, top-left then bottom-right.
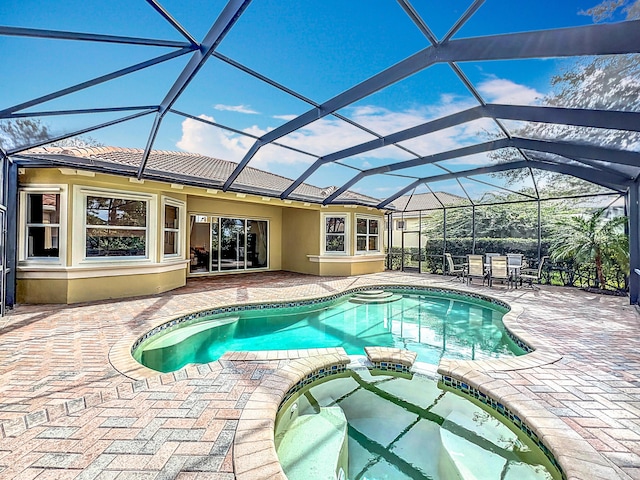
[[17, 267, 187, 304]]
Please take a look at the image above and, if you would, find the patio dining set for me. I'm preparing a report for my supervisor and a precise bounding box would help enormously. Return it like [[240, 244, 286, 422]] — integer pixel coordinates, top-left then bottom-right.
[[445, 252, 548, 289]]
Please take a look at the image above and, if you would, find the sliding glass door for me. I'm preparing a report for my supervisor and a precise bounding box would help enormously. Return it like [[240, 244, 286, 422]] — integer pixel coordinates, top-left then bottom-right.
[[220, 218, 245, 271], [190, 215, 268, 273]]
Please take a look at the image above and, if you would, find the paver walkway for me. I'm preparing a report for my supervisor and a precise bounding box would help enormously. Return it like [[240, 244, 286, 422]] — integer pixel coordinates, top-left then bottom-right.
[[0, 271, 639, 479]]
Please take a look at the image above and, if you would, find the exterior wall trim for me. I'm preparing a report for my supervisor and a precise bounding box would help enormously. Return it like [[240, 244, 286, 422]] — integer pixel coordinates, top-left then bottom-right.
[[307, 254, 386, 263], [17, 259, 188, 279]]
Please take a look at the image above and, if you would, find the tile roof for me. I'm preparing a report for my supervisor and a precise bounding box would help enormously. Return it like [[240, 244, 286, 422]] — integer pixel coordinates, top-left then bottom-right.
[[391, 191, 468, 212], [17, 146, 384, 207]]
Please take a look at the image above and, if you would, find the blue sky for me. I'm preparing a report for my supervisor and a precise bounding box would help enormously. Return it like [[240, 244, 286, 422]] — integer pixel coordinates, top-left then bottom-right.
[[0, 0, 630, 200]]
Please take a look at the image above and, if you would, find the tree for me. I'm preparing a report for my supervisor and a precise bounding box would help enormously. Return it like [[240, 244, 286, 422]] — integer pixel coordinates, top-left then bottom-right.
[[549, 208, 628, 289], [0, 118, 102, 153], [492, 0, 640, 188]]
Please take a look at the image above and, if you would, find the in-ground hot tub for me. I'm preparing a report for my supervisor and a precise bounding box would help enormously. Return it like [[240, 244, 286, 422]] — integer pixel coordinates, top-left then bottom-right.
[[275, 368, 561, 480]]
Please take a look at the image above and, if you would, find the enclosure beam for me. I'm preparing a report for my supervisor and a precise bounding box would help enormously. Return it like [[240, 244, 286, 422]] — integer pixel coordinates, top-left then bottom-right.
[[0, 25, 194, 48], [227, 19, 640, 192], [629, 182, 640, 305], [335, 138, 631, 205], [137, 0, 253, 178]]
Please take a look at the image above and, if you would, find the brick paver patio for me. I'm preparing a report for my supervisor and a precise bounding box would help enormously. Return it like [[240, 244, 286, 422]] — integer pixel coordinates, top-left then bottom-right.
[[1, 271, 639, 479]]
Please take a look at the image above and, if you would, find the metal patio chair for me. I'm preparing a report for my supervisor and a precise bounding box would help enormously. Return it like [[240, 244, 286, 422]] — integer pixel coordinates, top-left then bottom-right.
[[489, 255, 512, 288], [520, 256, 549, 289], [466, 254, 487, 286], [445, 253, 466, 281]]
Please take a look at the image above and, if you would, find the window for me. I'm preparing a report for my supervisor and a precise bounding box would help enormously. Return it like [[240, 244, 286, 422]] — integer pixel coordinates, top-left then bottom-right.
[[356, 216, 380, 253], [324, 215, 347, 253], [163, 199, 183, 258], [85, 195, 147, 257], [25, 193, 61, 259]]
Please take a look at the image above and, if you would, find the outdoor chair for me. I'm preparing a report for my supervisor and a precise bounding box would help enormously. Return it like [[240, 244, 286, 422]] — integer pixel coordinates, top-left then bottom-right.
[[520, 256, 549, 289], [445, 253, 466, 281], [506, 253, 525, 285], [489, 255, 512, 288], [466, 254, 487, 286]]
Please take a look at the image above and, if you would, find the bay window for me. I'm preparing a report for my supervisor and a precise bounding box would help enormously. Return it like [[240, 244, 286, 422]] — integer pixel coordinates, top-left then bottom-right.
[[84, 194, 148, 258], [23, 191, 61, 260], [163, 198, 184, 258], [324, 215, 347, 253]]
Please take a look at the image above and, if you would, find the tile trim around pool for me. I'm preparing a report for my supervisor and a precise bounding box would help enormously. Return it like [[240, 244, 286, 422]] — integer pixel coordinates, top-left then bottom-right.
[[109, 283, 560, 382], [127, 284, 514, 358]]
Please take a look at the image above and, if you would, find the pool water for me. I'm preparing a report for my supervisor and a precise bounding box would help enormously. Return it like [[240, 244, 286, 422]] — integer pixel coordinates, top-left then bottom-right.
[[135, 291, 524, 373], [275, 369, 560, 480]]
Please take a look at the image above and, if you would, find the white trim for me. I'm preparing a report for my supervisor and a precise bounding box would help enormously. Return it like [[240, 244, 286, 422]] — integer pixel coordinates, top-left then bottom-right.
[[17, 259, 188, 280], [72, 185, 157, 266], [161, 196, 186, 261], [321, 213, 349, 255], [307, 254, 385, 263], [18, 184, 68, 266]]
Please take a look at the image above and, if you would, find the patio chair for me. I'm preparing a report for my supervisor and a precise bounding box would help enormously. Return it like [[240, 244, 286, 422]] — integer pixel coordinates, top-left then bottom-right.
[[445, 253, 466, 281], [466, 254, 487, 286], [506, 253, 525, 286], [520, 256, 549, 289], [489, 255, 512, 288]]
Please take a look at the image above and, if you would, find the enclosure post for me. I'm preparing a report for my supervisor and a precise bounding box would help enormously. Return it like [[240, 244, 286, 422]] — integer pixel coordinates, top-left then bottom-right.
[[537, 199, 542, 262], [386, 212, 392, 269], [628, 184, 640, 305], [418, 210, 422, 274], [401, 213, 405, 272], [443, 208, 447, 273], [471, 205, 476, 254], [5, 157, 17, 310]]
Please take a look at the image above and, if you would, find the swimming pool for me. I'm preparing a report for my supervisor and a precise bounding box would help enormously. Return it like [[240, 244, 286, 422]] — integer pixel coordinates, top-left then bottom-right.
[[275, 368, 560, 480], [133, 287, 525, 373]]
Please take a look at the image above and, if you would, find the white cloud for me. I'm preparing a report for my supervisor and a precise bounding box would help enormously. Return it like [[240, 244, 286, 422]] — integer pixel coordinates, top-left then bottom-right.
[[477, 77, 543, 105], [273, 114, 297, 121], [176, 114, 253, 162], [177, 77, 544, 176], [213, 104, 259, 114]]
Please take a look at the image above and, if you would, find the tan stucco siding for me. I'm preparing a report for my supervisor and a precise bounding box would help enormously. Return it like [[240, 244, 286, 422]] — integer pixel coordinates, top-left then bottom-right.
[[281, 208, 320, 275]]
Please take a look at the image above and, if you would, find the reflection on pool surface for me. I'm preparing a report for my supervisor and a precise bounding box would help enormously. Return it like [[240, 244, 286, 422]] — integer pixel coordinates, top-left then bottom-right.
[[134, 290, 524, 373], [275, 369, 560, 480]]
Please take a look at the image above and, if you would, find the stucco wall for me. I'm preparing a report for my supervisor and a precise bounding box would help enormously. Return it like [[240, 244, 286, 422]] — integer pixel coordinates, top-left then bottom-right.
[[281, 207, 320, 275]]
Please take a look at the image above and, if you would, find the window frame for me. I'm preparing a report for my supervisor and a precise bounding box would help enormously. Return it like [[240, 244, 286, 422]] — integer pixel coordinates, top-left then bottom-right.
[[18, 185, 67, 265], [161, 196, 185, 260], [321, 213, 349, 255], [355, 215, 382, 255], [73, 186, 156, 265]]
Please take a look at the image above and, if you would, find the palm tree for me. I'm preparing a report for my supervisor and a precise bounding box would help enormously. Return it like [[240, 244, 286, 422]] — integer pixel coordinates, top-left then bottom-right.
[[550, 208, 628, 289]]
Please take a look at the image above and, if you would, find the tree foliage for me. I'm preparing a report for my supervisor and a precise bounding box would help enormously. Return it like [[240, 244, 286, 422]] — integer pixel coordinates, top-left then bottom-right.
[[491, 0, 640, 189], [549, 208, 628, 288], [0, 118, 102, 153]]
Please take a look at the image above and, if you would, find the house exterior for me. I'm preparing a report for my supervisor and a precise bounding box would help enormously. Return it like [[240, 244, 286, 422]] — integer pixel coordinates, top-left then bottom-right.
[[15, 146, 388, 304]]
